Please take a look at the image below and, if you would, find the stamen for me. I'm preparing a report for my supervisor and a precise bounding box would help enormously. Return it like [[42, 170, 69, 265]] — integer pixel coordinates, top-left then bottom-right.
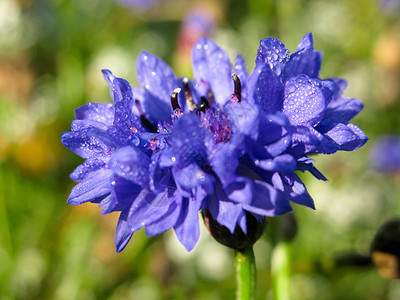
[[207, 89, 215, 104], [201, 79, 215, 105], [232, 73, 241, 102], [140, 116, 158, 133], [170, 88, 181, 110], [198, 96, 210, 113], [135, 99, 158, 133], [183, 77, 196, 111]]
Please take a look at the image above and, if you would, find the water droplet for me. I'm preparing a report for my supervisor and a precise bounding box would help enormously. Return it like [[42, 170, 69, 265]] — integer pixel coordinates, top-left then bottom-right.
[[123, 165, 131, 173]]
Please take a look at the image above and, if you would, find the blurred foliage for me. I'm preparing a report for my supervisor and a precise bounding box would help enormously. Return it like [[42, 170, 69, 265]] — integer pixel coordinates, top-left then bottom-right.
[[1, 0, 400, 299]]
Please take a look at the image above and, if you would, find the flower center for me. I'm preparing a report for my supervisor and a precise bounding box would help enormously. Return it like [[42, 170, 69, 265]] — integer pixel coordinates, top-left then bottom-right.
[[133, 74, 243, 148]]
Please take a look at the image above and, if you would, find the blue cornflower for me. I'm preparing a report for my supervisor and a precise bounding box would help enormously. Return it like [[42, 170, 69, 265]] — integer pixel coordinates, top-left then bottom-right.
[[370, 135, 400, 172], [116, 0, 164, 10], [380, 0, 400, 15], [62, 33, 367, 252]]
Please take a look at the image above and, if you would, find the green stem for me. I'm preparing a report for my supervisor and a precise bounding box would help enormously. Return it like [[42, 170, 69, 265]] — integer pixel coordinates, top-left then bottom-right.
[[271, 242, 291, 300], [235, 247, 256, 300]]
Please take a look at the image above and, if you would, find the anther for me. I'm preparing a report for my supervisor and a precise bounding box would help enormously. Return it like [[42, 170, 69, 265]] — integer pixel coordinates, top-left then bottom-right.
[[232, 73, 241, 102], [135, 100, 158, 133], [201, 79, 215, 105], [198, 96, 210, 113], [183, 77, 196, 111], [140, 116, 158, 133], [171, 88, 181, 110]]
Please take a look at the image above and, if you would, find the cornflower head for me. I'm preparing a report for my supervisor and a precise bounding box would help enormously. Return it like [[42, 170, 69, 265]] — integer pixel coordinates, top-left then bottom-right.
[[62, 33, 367, 252]]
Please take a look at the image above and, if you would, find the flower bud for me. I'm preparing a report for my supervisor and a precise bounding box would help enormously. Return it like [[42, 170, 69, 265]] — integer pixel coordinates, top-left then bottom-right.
[[202, 209, 267, 251]]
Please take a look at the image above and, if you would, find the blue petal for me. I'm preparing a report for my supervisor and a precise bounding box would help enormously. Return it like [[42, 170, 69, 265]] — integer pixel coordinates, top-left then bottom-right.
[[102, 69, 115, 89], [174, 197, 202, 251], [61, 128, 116, 160], [243, 181, 292, 216], [112, 78, 144, 133], [149, 152, 172, 193], [210, 142, 240, 186], [225, 177, 254, 205], [127, 188, 173, 233], [67, 169, 113, 205], [317, 97, 364, 132], [102, 70, 144, 136], [115, 210, 134, 253], [70, 158, 106, 182], [264, 136, 292, 157], [170, 114, 209, 168], [145, 193, 182, 236], [247, 64, 283, 113], [192, 38, 233, 106], [142, 90, 172, 122], [256, 154, 297, 174], [110, 75, 132, 104], [172, 163, 215, 196], [108, 146, 151, 185], [325, 123, 368, 151], [289, 125, 339, 155], [136, 52, 176, 121], [71, 119, 109, 132], [217, 201, 243, 234], [204, 182, 242, 234], [330, 77, 348, 98], [237, 211, 247, 234], [282, 174, 315, 209], [255, 37, 289, 76], [283, 75, 327, 126], [258, 113, 290, 145], [136, 51, 177, 102], [296, 156, 328, 181], [285, 33, 322, 79], [75, 102, 114, 125], [225, 102, 259, 139], [296, 32, 314, 50], [101, 176, 141, 214]]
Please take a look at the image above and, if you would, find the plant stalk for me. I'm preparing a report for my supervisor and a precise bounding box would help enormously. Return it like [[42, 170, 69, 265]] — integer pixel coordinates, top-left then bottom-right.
[[235, 247, 256, 300], [272, 241, 291, 300]]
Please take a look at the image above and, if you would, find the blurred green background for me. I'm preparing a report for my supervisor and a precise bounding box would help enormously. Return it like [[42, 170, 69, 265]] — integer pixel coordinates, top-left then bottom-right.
[[1, 0, 400, 299]]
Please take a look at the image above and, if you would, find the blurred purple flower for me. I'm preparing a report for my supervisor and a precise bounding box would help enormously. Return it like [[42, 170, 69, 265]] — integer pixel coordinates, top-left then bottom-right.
[[117, 0, 164, 10], [380, 0, 400, 15], [370, 135, 400, 172], [62, 33, 367, 252]]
